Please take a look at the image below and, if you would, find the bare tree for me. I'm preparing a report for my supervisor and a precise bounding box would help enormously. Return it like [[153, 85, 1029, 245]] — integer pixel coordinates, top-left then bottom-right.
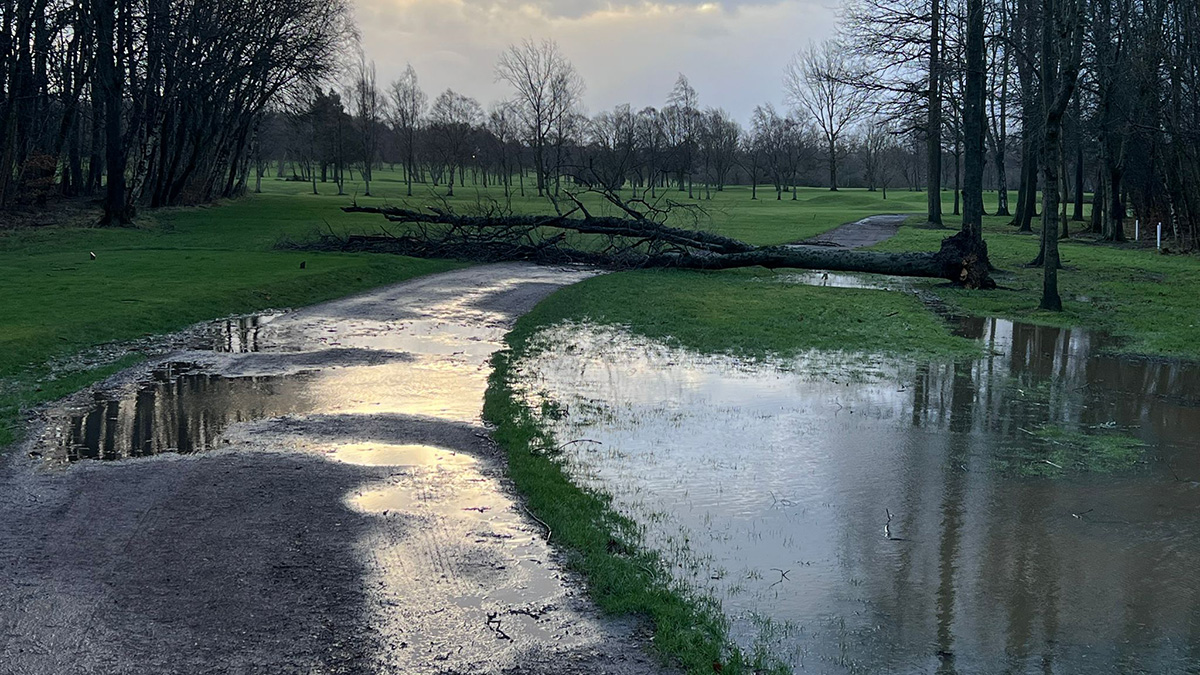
[[664, 74, 700, 197], [486, 100, 519, 198], [860, 117, 896, 194], [351, 56, 382, 196], [495, 39, 583, 197], [784, 41, 872, 191], [388, 64, 428, 197], [427, 89, 482, 197], [1036, 0, 1086, 310]]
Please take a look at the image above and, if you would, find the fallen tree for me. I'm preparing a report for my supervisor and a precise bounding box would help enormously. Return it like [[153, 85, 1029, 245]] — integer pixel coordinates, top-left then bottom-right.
[[334, 191, 995, 289]]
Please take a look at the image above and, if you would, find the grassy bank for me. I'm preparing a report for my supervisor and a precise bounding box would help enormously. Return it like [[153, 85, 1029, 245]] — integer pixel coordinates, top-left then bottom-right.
[[514, 268, 980, 361], [872, 214, 1200, 359]]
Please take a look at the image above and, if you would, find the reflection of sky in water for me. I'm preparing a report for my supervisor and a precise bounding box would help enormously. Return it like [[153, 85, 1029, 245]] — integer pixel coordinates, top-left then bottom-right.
[[52, 271, 591, 461], [518, 321, 1200, 674]]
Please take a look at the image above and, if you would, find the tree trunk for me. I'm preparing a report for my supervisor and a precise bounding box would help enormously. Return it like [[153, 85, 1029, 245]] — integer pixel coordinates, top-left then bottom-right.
[[926, 0, 943, 225], [95, 0, 132, 225], [340, 206, 996, 289], [961, 0, 988, 260]]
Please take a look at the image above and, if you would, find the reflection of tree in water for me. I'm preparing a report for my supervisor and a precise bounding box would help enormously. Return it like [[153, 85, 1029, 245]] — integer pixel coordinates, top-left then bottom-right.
[[63, 363, 313, 461], [842, 318, 1200, 673]]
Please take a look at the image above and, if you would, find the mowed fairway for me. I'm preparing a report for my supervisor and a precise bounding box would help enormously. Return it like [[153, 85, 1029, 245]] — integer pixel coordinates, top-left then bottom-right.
[[5, 171, 1196, 449]]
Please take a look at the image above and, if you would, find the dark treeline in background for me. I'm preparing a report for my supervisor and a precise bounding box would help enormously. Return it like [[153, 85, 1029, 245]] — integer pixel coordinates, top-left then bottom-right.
[[0, 0, 352, 223], [2, 0, 1199, 251]]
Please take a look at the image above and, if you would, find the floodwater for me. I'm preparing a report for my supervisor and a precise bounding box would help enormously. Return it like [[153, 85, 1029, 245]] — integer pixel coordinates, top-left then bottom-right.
[[517, 318, 1200, 674]]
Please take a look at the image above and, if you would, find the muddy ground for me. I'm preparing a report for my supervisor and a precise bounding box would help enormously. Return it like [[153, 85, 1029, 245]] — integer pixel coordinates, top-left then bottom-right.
[[0, 263, 673, 675]]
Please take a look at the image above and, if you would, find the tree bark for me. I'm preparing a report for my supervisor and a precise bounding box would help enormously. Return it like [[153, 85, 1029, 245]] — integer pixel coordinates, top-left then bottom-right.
[[95, 0, 132, 225], [962, 0, 987, 258], [926, 0, 944, 226]]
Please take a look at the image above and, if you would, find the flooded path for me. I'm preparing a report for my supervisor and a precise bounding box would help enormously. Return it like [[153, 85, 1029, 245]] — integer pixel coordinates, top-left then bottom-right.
[[518, 317, 1200, 674], [0, 264, 671, 675]]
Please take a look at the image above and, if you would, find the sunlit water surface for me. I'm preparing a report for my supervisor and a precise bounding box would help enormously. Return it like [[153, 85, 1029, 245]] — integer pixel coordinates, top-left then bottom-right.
[[517, 319, 1200, 674]]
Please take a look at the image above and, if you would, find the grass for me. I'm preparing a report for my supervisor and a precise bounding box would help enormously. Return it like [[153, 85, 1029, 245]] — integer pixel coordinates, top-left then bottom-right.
[[512, 268, 980, 361], [872, 212, 1200, 359], [996, 424, 1148, 477], [247, 167, 944, 247]]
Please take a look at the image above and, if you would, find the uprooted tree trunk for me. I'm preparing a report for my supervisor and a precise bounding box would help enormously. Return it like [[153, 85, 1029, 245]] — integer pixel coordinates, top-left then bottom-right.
[[335, 192, 995, 289]]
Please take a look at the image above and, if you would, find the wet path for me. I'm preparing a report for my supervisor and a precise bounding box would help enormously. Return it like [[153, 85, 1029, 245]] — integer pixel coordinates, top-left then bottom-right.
[[796, 214, 908, 249], [0, 264, 670, 675], [518, 316, 1200, 674]]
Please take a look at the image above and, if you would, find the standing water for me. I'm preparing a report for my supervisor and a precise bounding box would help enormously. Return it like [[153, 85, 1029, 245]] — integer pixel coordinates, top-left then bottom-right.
[[517, 318, 1200, 673]]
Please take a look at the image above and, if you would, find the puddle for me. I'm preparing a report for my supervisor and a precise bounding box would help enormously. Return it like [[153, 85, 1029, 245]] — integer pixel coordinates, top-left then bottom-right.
[[517, 320, 1200, 673], [329, 442, 474, 468], [53, 362, 316, 461], [773, 270, 909, 291], [195, 313, 286, 353]]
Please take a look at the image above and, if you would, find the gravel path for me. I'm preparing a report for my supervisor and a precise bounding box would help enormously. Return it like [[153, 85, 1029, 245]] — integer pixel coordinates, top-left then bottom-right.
[[0, 263, 672, 675], [797, 214, 909, 249]]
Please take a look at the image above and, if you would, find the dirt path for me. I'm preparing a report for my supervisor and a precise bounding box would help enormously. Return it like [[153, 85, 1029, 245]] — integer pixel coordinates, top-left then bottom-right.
[[796, 214, 908, 249], [0, 263, 672, 675]]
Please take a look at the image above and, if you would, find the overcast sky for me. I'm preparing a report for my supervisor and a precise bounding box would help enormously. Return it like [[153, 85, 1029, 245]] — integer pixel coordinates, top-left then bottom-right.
[[353, 0, 840, 127]]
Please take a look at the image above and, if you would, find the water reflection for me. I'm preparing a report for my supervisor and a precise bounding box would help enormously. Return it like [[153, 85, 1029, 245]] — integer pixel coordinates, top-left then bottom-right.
[[518, 320, 1200, 673], [57, 362, 315, 461], [197, 313, 284, 353]]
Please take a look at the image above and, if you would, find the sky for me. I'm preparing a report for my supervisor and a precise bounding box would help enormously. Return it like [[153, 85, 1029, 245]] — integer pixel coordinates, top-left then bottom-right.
[[353, 0, 841, 127]]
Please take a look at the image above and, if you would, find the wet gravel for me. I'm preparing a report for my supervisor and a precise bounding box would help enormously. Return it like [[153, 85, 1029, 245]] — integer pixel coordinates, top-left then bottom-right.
[[1, 263, 674, 675]]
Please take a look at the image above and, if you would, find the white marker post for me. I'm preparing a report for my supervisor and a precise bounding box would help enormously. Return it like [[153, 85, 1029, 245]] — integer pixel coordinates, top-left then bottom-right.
[[1158, 222, 1163, 250], [1135, 219, 1139, 241]]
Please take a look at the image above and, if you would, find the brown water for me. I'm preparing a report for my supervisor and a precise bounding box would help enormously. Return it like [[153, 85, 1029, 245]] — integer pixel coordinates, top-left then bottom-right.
[[517, 319, 1200, 674]]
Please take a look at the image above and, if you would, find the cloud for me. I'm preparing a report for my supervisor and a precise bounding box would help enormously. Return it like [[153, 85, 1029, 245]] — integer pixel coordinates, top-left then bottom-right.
[[353, 0, 839, 126]]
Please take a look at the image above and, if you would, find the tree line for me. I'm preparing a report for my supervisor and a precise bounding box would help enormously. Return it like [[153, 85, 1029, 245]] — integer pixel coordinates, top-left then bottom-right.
[[0, 0, 353, 223], [839, 0, 1200, 305], [256, 38, 946, 209]]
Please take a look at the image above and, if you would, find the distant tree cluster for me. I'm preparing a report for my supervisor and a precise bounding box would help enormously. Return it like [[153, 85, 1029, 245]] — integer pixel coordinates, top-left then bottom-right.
[[0, 0, 354, 223], [258, 38, 926, 209]]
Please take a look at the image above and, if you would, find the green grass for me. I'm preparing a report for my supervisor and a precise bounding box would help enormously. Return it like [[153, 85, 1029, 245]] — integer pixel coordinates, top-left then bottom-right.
[[996, 424, 1148, 477], [872, 213, 1200, 359], [512, 268, 980, 361], [247, 167, 952, 247]]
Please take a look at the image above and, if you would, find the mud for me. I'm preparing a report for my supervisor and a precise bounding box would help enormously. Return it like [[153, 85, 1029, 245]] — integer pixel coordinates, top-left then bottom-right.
[[1, 263, 672, 675], [518, 319, 1200, 674]]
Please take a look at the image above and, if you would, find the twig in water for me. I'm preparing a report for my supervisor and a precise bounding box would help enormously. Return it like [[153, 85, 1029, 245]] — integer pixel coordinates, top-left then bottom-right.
[[554, 438, 602, 453], [521, 504, 552, 542]]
